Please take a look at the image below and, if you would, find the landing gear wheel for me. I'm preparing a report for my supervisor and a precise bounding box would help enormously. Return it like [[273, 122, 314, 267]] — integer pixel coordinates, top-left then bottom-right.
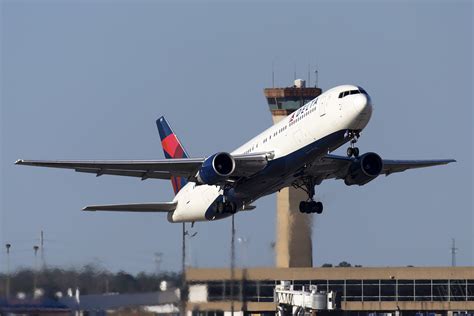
[[299, 201, 324, 214], [299, 201, 312, 214], [347, 147, 354, 157], [353, 147, 359, 157], [315, 202, 323, 214], [217, 200, 237, 214], [299, 201, 307, 213]]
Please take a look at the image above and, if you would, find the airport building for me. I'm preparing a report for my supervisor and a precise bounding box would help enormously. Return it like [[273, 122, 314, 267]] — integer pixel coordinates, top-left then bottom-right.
[[186, 267, 474, 315]]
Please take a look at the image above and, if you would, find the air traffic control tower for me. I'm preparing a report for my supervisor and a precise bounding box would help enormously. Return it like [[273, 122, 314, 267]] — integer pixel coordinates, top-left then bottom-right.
[[264, 79, 322, 267]]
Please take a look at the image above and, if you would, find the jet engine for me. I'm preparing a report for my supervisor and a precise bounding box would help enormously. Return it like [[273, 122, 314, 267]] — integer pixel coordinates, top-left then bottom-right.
[[344, 152, 383, 186], [197, 152, 235, 185]]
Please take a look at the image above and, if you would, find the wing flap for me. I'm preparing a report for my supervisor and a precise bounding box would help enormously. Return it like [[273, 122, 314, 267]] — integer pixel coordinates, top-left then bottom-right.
[[83, 202, 177, 212], [74, 168, 172, 180]]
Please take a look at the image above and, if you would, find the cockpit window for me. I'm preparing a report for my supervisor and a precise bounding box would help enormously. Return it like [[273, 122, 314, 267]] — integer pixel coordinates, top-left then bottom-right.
[[359, 87, 367, 94], [338, 88, 367, 98]]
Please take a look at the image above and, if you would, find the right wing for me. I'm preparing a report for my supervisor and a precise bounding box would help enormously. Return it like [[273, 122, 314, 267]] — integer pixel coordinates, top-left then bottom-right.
[[83, 202, 177, 212], [307, 154, 455, 182], [15, 151, 273, 182]]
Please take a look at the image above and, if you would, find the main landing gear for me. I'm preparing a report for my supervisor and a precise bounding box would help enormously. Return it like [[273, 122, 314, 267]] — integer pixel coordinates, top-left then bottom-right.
[[347, 130, 360, 157], [294, 178, 323, 214], [216, 200, 237, 214], [215, 186, 238, 215], [299, 200, 323, 214]]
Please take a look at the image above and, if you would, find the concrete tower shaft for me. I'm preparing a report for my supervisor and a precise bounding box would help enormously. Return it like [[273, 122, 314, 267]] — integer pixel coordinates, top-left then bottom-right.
[[264, 80, 322, 268]]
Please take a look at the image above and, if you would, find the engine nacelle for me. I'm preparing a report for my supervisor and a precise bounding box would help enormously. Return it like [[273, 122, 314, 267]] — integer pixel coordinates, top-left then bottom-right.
[[197, 152, 235, 185], [344, 152, 383, 186]]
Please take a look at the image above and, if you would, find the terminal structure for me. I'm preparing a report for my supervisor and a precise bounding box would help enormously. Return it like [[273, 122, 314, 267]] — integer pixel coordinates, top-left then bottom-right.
[[186, 266, 474, 315], [263, 79, 322, 268]]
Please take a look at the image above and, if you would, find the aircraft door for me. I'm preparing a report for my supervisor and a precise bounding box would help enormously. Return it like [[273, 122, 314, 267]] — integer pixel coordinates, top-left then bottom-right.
[[319, 95, 326, 116], [293, 129, 304, 146]]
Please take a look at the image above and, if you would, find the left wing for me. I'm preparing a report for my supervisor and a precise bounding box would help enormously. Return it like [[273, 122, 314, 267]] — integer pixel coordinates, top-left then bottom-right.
[[15, 158, 202, 180], [307, 154, 455, 181], [15, 152, 272, 181], [83, 201, 177, 212]]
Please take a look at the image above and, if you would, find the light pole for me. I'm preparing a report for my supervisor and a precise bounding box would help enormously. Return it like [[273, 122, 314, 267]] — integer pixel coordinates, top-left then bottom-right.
[[33, 245, 39, 295], [230, 215, 236, 316], [5, 244, 11, 300]]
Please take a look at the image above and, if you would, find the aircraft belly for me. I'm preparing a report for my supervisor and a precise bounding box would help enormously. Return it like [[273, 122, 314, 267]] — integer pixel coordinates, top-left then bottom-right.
[[234, 129, 349, 199], [169, 184, 220, 222]]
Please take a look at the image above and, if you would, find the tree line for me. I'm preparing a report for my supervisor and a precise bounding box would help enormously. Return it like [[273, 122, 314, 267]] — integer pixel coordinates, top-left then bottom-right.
[[0, 264, 181, 299]]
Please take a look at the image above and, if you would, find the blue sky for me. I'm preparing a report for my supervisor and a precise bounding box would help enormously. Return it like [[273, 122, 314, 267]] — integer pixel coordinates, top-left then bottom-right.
[[1, 0, 472, 273]]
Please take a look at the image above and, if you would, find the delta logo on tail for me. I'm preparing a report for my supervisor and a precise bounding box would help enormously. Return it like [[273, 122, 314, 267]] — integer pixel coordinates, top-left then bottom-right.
[[156, 117, 188, 194]]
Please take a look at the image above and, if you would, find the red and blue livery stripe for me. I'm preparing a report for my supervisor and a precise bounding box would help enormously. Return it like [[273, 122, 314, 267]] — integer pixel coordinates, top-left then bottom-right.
[[156, 116, 189, 195]]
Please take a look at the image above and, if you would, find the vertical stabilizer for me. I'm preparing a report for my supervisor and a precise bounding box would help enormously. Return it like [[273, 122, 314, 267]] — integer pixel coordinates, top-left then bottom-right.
[[156, 117, 189, 194]]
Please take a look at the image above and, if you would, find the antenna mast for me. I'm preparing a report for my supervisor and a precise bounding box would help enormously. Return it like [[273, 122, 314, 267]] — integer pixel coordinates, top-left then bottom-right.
[[40, 230, 45, 268], [272, 62, 275, 88]]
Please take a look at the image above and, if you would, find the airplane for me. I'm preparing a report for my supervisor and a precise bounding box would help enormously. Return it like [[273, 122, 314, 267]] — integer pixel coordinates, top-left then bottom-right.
[[16, 85, 455, 223]]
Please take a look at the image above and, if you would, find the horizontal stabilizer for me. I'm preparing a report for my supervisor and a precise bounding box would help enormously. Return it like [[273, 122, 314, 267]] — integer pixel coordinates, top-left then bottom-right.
[[83, 202, 177, 212]]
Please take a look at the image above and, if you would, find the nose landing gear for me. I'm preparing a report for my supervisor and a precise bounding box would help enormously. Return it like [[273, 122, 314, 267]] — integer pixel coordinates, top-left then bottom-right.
[[294, 177, 324, 214], [347, 130, 360, 157]]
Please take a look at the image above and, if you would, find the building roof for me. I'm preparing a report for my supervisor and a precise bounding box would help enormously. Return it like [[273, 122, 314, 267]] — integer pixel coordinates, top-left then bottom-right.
[[186, 266, 474, 282], [59, 290, 179, 311]]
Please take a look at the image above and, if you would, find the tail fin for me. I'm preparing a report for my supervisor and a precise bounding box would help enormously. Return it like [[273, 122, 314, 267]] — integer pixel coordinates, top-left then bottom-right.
[[156, 116, 189, 195]]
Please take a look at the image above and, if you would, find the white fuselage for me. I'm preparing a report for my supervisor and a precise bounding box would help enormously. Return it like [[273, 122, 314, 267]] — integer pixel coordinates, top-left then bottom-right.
[[168, 85, 373, 222]]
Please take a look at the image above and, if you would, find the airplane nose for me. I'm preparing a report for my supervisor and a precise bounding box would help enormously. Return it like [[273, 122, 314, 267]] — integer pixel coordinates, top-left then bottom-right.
[[353, 93, 372, 114]]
